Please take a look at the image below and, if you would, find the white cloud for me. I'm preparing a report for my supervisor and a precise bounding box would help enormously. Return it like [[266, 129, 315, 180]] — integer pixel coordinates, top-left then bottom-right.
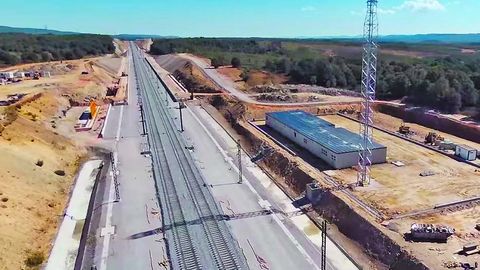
[[350, 0, 444, 17], [301, 6, 316, 12], [399, 0, 445, 11]]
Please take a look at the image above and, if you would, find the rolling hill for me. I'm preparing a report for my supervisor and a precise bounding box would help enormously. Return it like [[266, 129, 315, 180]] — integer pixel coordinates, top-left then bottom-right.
[[0, 25, 78, 35]]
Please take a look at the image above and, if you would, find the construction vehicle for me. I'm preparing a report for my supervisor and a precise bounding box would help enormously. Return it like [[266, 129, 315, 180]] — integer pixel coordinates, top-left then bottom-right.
[[424, 132, 444, 145], [398, 122, 413, 136], [32, 73, 40, 80], [410, 223, 454, 242]]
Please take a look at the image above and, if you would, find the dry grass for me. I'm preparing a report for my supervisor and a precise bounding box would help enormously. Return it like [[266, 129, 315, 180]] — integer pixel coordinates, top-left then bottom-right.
[[0, 57, 117, 269], [246, 70, 287, 87]]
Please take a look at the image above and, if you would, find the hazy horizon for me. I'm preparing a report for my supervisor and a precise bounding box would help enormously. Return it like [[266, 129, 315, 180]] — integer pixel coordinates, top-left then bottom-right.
[[1, 0, 478, 38]]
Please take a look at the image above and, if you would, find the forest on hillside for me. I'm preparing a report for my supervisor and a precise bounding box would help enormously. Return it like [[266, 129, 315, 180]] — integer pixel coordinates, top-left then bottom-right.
[[0, 33, 115, 67], [150, 38, 480, 114]]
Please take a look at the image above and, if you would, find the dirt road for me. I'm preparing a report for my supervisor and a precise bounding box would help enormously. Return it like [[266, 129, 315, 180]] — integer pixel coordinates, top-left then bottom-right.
[[172, 53, 361, 107]]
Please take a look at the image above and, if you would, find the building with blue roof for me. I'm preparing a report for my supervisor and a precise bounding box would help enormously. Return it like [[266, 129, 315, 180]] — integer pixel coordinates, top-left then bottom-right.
[[266, 110, 387, 169]]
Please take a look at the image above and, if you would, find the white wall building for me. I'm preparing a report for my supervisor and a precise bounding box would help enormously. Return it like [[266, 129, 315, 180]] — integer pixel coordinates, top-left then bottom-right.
[[455, 144, 477, 161], [266, 110, 387, 169], [0, 72, 14, 79]]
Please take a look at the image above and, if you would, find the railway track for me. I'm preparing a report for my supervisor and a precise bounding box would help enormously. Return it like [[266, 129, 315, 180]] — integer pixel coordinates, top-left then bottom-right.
[[131, 44, 247, 270]]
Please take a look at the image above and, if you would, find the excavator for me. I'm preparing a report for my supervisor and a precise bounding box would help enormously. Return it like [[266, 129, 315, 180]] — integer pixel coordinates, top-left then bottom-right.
[[425, 132, 444, 145], [398, 122, 413, 136]]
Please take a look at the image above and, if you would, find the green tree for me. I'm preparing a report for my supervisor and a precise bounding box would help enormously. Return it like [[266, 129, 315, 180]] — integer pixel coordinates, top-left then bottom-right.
[[231, 57, 241, 68]]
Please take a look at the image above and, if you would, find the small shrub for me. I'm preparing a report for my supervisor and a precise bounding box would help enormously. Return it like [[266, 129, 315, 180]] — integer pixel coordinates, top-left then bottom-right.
[[25, 251, 45, 267], [1, 197, 8, 202], [36, 160, 44, 167], [54, 170, 65, 176]]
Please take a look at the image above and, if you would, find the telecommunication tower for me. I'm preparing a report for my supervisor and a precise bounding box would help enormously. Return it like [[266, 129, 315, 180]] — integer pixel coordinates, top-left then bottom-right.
[[358, 0, 378, 186]]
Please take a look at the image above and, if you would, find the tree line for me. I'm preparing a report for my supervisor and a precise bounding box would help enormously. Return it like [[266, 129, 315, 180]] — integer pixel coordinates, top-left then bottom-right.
[[0, 33, 115, 66], [150, 38, 480, 114]]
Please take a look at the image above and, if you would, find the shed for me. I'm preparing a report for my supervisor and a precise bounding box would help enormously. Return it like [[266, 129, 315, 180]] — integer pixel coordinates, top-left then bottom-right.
[[0, 72, 14, 79], [266, 110, 387, 169], [455, 144, 477, 161], [14, 72, 25, 78]]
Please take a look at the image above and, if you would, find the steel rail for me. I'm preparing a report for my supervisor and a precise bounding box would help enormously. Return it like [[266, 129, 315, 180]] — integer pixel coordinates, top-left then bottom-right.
[[132, 47, 202, 270]]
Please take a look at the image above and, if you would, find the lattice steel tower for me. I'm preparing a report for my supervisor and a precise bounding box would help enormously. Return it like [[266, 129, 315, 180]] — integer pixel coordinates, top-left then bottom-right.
[[358, 0, 378, 186]]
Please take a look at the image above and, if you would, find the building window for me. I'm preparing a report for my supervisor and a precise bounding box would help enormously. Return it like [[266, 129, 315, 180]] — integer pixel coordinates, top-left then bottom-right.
[[294, 132, 296, 137], [304, 138, 308, 144], [321, 149, 327, 156], [331, 154, 336, 160]]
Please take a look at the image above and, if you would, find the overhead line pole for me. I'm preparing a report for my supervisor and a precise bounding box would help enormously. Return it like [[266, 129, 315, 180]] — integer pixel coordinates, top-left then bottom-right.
[[321, 220, 327, 270], [237, 139, 243, 184]]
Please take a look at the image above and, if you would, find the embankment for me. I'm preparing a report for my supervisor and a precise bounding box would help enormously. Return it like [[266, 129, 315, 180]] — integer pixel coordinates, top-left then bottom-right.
[[209, 95, 429, 270], [376, 103, 480, 144]]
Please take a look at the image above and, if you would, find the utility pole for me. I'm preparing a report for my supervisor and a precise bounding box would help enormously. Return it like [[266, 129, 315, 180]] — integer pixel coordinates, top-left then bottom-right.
[[321, 219, 327, 270], [139, 104, 147, 136], [358, 0, 378, 187], [237, 139, 242, 184], [178, 100, 185, 132]]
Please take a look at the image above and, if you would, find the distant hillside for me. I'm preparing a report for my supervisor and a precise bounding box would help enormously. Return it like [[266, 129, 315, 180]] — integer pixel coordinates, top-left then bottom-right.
[[0, 33, 114, 67], [0, 25, 78, 35], [310, 34, 480, 44], [114, 34, 178, 40], [380, 34, 480, 44]]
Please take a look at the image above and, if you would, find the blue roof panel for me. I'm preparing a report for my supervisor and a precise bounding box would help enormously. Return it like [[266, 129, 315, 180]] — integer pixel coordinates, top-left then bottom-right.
[[266, 110, 386, 154]]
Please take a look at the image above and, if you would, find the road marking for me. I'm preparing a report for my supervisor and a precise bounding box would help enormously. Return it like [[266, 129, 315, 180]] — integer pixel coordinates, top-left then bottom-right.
[[99, 92, 125, 270], [115, 105, 124, 142], [99, 170, 116, 270], [100, 104, 112, 138], [186, 106, 321, 270]]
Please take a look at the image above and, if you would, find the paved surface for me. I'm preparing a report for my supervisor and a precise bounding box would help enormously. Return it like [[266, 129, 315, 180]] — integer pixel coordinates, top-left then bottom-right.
[[90, 47, 167, 270], [89, 43, 359, 270], [153, 52, 359, 269], [134, 44, 248, 269], [46, 160, 102, 270], [181, 106, 359, 270]]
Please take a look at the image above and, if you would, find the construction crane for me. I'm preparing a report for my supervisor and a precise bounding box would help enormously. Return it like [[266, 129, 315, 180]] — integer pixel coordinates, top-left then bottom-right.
[[358, 0, 379, 186]]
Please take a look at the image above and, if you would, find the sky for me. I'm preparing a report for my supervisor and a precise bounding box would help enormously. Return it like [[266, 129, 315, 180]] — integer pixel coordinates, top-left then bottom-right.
[[0, 0, 478, 37]]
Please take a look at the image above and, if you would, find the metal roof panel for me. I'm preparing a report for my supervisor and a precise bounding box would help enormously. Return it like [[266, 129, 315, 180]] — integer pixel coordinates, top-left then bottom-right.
[[267, 110, 386, 154]]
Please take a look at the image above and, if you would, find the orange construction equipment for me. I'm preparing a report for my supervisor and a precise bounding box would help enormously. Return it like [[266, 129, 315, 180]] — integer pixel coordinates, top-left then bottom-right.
[[89, 101, 98, 118], [425, 132, 444, 145]]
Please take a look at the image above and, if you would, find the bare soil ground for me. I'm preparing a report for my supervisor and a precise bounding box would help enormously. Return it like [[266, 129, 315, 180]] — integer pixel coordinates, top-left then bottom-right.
[[372, 112, 480, 151], [253, 92, 361, 103], [217, 67, 287, 89], [317, 114, 480, 267], [320, 114, 480, 216], [95, 56, 124, 77], [136, 39, 153, 52], [247, 106, 480, 268], [0, 57, 119, 269]]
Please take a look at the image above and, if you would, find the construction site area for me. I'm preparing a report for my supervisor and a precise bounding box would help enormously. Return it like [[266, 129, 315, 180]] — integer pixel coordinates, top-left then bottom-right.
[[222, 96, 480, 269], [148, 34, 480, 268], [0, 40, 129, 268]]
